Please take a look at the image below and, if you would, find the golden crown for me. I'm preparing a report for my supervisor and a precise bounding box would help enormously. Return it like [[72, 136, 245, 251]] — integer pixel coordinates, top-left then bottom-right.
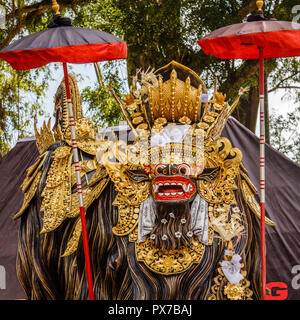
[[145, 61, 207, 124], [118, 61, 247, 144]]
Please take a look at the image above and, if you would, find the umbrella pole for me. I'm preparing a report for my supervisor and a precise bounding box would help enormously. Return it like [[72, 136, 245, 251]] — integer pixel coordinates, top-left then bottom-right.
[[258, 47, 266, 300], [63, 62, 95, 300]]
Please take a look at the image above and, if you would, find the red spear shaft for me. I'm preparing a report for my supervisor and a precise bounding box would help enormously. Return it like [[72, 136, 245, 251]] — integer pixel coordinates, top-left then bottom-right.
[[258, 47, 266, 300], [63, 62, 94, 300]]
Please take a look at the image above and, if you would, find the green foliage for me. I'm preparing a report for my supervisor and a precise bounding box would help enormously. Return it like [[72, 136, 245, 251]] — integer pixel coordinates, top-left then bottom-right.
[[0, 62, 53, 150], [81, 61, 127, 128], [270, 106, 300, 164], [0, 1, 57, 153]]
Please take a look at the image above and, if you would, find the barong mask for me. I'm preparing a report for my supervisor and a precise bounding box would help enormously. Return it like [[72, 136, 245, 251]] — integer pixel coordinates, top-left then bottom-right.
[[95, 61, 260, 255]]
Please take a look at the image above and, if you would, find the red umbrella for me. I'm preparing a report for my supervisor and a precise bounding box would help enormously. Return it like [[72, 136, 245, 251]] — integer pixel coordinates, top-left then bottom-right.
[[0, 1, 127, 300], [198, 0, 300, 300]]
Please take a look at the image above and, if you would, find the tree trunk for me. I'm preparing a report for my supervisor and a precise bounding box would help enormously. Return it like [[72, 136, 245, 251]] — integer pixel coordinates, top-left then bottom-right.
[[245, 86, 259, 134], [232, 85, 259, 134]]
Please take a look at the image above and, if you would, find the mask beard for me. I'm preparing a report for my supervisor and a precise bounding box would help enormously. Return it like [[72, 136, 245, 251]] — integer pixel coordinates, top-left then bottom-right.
[[149, 202, 192, 250]]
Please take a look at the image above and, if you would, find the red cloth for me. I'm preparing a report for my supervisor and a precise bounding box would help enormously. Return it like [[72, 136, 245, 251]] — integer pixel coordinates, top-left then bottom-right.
[[198, 21, 300, 59], [0, 42, 127, 70]]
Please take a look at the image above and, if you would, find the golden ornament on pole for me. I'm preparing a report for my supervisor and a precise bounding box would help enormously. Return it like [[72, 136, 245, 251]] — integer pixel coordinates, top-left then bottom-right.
[[256, 0, 264, 12], [52, 0, 60, 15]]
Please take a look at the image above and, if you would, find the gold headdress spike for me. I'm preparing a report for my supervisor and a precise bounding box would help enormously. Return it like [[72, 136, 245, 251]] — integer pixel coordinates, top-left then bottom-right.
[[198, 84, 249, 143], [256, 0, 264, 12], [34, 118, 55, 154], [52, 74, 82, 134], [62, 74, 82, 131], [52, 0, 60, 15]]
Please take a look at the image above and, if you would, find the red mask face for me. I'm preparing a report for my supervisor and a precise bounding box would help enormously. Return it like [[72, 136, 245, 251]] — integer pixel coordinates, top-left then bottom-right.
[[152, 164, 197, 203]]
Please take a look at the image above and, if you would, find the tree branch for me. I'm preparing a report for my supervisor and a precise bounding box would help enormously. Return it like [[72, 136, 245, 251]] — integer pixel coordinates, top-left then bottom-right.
[[220, 59, 259, 98], [268, 72, 299, 93], [7, 0, 91, 17], [1, 0, 91, 50], [238, 0, 257, 19], [6, 0, 50, 21], [269, 86, 300, 92]]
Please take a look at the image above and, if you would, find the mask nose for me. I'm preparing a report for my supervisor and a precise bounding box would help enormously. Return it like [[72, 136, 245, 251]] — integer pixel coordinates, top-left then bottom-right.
[[169, 164, 179, 175]]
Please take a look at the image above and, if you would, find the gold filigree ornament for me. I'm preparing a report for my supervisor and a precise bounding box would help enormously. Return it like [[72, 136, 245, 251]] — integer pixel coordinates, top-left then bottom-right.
[[208, 240, 253, 300], [209, 210, 245, 242], [64, 118, 97, 142], [62, 174, 109, 256], [112, 204, 140, 237], [197, 137, 242, 205], [209, 263, 253, 300], [224, 282, 248, 300], [13, 152, 49, 220], [96, 139, 151, 239], [129, 226, 139, 242], [61, 217, 82, 257], [152, 117, 167, 133], [136, 237, 205, 275], [178, 116, 192, 125], [154, 117, 167, 127], [34, 119, 55, 154], [40, 145, 73, 233], [40, 141, 109, 238], [110, 172, 150, 239], [39, 140, 109, 256]]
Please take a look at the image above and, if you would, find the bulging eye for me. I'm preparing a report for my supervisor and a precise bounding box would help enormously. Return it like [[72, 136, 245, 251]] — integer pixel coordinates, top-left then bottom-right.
[[155, 164, 166, 175], [177, 164, 191, 176]]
